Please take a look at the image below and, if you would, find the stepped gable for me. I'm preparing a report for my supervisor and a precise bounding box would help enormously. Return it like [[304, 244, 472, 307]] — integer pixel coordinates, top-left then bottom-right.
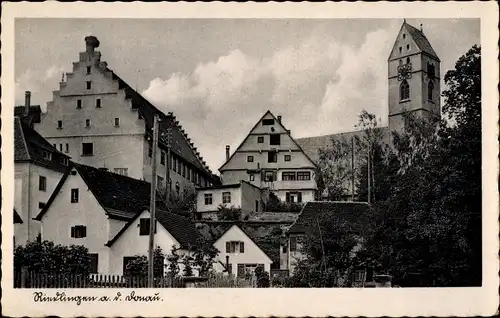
[[14, 117, 70, 172], [288, 201, 371, 234], [108, 71, 212, 177]]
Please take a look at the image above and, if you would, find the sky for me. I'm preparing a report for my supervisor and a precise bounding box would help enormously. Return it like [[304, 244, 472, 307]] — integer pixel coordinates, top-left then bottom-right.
[[14, 18, 480, 173]]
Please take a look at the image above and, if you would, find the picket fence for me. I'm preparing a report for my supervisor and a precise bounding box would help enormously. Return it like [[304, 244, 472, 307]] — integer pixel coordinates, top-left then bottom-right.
[[15, 272, 256, 288]]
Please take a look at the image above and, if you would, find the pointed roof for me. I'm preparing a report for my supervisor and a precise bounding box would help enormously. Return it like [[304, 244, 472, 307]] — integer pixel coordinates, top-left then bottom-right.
[[14, 117, 70, 172], [106, 209, 203, 249], [35, 163, 160, 221], [219, 110, 317, 171], [389, 21, 440, 62], [14, 208, 23, 224]]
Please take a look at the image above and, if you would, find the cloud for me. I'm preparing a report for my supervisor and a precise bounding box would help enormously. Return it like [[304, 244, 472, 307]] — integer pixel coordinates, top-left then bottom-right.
[[143, 28, 394, 172], [15, 65, 65, 108]]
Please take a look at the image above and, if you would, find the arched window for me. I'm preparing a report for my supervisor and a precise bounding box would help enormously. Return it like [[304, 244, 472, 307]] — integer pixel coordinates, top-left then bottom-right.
[[400, 80, 410, 101], [428, 80, 434, 101], [399, 59, 403, 66], [406, 57, 410, 64], [175, 182, 180, 196]]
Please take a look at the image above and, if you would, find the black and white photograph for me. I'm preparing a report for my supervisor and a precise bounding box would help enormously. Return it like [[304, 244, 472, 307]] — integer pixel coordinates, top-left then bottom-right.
[[2, 2, 498, 317]]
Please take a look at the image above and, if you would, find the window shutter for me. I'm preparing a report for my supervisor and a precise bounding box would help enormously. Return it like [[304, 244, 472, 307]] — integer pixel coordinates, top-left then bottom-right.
[[71, 226, 75, 238], [226, 242, 231, 253], [237, 264, 245, 278], [240, 242, 245, 253]]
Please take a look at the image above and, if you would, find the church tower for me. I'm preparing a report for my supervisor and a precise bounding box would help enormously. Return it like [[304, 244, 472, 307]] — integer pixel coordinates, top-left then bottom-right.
[[388, 20, 441, 138]]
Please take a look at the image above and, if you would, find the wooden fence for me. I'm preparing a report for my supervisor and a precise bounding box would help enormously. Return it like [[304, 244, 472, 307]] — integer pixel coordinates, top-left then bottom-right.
[[15, 272, 256, 288]]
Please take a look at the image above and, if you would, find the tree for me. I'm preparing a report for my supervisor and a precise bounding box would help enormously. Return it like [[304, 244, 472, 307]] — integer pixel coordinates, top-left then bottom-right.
[[182, 255, 194, 277], [216, 205, 242, 221], [166, 245, 181, 278], [156, 184, 197, 217], [125, 246, 165, 278], [254, 266, 270, 288], [192, 237, 220, 276], [360, 45, 482, 286]]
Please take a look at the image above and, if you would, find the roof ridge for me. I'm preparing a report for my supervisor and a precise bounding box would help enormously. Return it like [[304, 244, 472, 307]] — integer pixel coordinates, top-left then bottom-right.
[[74, 162, 150, 185]]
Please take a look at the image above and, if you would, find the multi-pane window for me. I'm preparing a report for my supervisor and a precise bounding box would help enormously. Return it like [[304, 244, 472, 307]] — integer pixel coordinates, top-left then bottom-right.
[[82, 143, 94, 156], [247, 155, 254, 162], [39, 176, 47, 191], [257, 136, 264, 143], [282, 172, 296, 181], [284, 154, 291, 162], [268, 151, 277, 163], [71, 188, 79, 203], [226, 241, 245, 253], [71, 225, 86, 238], [204, 193, 213, 205], [222, 192, 231, 204], [60, 157, 69, 166], [297, 171, 311, 180], [96, 99, 101, 108], [42, 150, 52, 160], [270, 134, 281, 145], [264, 171, 276, 182]]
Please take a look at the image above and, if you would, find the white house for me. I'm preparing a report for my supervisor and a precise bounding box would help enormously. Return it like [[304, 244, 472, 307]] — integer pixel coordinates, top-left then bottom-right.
[[219, 111, 317, 203], [196, 181, 265, 220], [35, 162, 153, 274], [14, 105, 71, 245], [212, 224, 273, 278], [105, 209, 202, 276]]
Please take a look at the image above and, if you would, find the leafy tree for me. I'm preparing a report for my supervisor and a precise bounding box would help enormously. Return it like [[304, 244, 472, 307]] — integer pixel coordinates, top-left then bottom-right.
[[263, 193, 304, 212], [256, 226, 286, 265], [360, 45, 482, 286], [125, 246, 165, 278], [254, 266, 270, 288], [166, 245, 181, 278], [216, 205, 242, 221], [192, 237, 220, 276], [156, 184, 197, 217]]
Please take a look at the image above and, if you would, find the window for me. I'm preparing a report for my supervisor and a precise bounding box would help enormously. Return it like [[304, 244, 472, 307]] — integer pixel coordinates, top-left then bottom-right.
[[38, 202, 46, 209], [139, 218, 156, 236], [42, 150, 52, 160], [354, 269, 366, 282], [89, 254, 98, 274], [71, 189, 79, 203], [255, 200, 259, 212], [59, 144, 63, 152], [65, 143, 69, 153], [86, 66, 91, 74], [249, 174, 255, 181], [399, 59, 403, 66], [428, 80, 434, 101], [270, 134, 281, 145], [77, 100, 82, 109], [400, 80, 410, 101], [123, 257, 136, 276], [71, 225, 86, 238], [60, 157, 69, 166], [160, 151, 166, 165], [82, 143, 94, 156], [257, 136, 264, 143], [182, 163, 186, 178], [268, 151, 277, 163], [114, 118, 120, 127], [399, 46, 402, 54], [222, 192, 231, 204], [262, 119, 274, 125], [57, 120, 63, 129], [282, 172, 296, 181], [427, 63, 436, 78], [39, 176, 47, 191], [226, 241, 245, 253], [157, 176, 164, 188], [148, 142, 152, 158], [175, 182, 180, 196], [85, 119, 91, 127], [177, 160, 182, 174], [286, 192, 293, 203], [284, 154, 291, 162], [403, 33, 406, 39], [264, 170, 276, 182], [204, 193, 213, 205], [86, 81, 91, 90], [297, 171, 311, 181], [247, 155, 254, 162], [96, 99, 101, 108], [290, 236, 297, 252], [114, 168, 129, 176], [406, 44, 410, 51], [406, 57, 410, 64], [297, 192, 302, 203], [173, 157, 177, 172]]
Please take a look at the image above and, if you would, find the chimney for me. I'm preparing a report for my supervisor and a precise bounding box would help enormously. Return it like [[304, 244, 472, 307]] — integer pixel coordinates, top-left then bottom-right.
[[225, 145, 230, 161], [85, 36, 100, 53], [24, 91, 31, 116], [277, 115, 282, 123]]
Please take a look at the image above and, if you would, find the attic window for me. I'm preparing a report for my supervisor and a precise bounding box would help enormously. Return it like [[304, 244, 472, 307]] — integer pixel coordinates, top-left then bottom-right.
[[407, 44, 410, 51], [399, 47, 402, 54], [139, 218, 157, 236], [403, 33, 406, 39], [270, 134, 281, 145], [262, 119, 275, 126], [85, 119, 91, 128]]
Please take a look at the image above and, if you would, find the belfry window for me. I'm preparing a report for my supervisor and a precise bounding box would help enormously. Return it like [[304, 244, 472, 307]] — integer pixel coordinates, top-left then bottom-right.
[[400, 80, 410, 101], [428, 80, 434, 101]]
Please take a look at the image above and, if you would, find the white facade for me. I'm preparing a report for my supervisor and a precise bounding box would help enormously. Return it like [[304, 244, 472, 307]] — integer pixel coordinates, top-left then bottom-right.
[[213, 225, 272, 277], [219, 111, 317, 204]]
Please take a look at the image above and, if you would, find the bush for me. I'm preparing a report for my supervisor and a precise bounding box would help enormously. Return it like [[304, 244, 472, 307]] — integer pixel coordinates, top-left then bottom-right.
[[254, 266, 270, 288]]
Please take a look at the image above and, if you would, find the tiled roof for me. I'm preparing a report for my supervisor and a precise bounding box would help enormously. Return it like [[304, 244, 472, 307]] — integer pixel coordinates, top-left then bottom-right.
[[108, 71, 213, 178], [14, 105, 42, 123], [14, 208, 23, 224], [106, 209, 202, 249], [295, 127, 390, 163], [404, 22, 440, 61], [14, 117, 70, 172], [288, 201, 371, 234]]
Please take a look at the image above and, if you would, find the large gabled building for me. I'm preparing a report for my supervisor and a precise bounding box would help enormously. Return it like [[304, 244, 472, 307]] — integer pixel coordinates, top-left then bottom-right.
[[34, 36, 215, 197], [219, 110, 317, 204]]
